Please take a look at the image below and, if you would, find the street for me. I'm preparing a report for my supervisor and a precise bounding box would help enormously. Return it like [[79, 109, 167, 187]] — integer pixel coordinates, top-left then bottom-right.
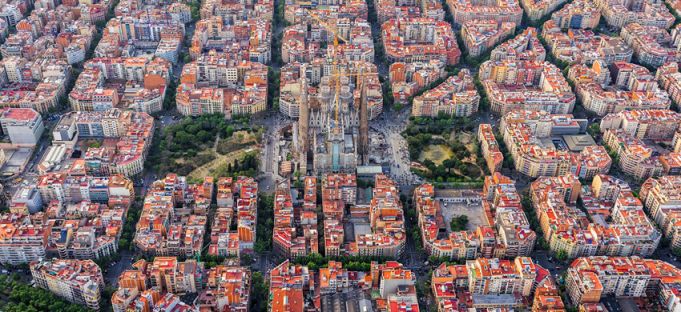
[[253, 113, 292, 193], [104, 250, 135, 287], [371, 108, 422, 187]]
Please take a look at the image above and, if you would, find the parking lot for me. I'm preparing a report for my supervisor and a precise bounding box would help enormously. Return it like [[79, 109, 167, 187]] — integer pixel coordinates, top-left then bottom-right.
[[437, 198, 488, 232]]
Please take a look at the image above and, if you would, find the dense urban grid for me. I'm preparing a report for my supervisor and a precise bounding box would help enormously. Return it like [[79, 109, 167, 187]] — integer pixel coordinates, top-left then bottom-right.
[[3, 0, 681, 310]]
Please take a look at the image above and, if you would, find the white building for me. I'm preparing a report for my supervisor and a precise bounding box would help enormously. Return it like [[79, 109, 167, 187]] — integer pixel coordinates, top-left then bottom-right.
[[0, 108, 45, 145], [0, 4, 22, 27], [11, 186, 43, 214], [65, 45, 86, 65]]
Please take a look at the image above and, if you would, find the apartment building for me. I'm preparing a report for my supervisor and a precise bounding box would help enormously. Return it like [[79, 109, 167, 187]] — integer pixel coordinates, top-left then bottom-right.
[[621, 23, 681, 68], [448, 0, 523, 25], [113, 288, 191, 312], [270, 260, 312, 312], [490, 27, 546, 62], [390, 59, 447, 104], [0, 57, 70, 113], [521, 0, 567, 21], [69, 57, 170, 113], [640, 176, 681, 249], [414, 183, 481, 260], [531, 174, 660, 258], [478, 124, 503, 173], [414, 173, 535, 261], [500, 110, 610, 178], [281, 17, 374, 64], [600, 112, 681, 180], [466, 257, 537, 297], [321, 173, 356, 256], [543, 21, 633, 65], [110, 257, 241, 311], [35, 173, 134, 205], [55, 219, 119, 260], [354, 175, 406, 258], [134, 175, 216, 257], [382, 18, 461, 65], [480, 60, 575, 115], [319, 261, 352, 294], [375, 261, 419, 310], [190, 16, 271, 63], [267, 259, 421, 310], [1, 5, 95, 64], [208, 177, 259, 258], [176, 53, 267, 117], [411, 69, 480, 117], [551, 0, 601, 29], [0, 107, 44, 145], [657, 62, 681, 107], [10, 185, 42, 214], [569, 62, 669, 116], [600, 110, 681, 141], [31, 259, 104, 310], [14, 174, 136, 262], [566, 257, 681, 305], [196, 264, 251, 311], [532, 277, 566, 311], [273, 179, 318, 258], [0, 2, 23, 27], [596, 0, 674, 29], [375, 0, 444, 23], [432, 262, 468, 310], [603, 129, 667, 180], [51, 109, 155, 176], [149, 257, 203, 295], [0, 219, 47, 265], [95, 9, 186, 61], [461, 19, 515, 57], [320, 174, 406, 258], [582, 175, 661, 256], [484, 173, 536, 258]]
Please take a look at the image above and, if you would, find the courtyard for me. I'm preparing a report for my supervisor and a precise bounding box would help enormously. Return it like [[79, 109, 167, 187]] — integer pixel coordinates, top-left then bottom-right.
[[436, 192, 488, 232]]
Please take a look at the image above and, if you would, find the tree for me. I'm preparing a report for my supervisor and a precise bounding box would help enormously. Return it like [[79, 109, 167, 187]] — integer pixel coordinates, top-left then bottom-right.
[[587, 123, 601, 137], [555, 249, 569, 262], [450, 215, 468, 231], [255, 194, 274, 253], [250, 272, 269, 312], [0, 275, 90, 312], [225, 125, 235, 137], [118, 238, 129, 251], [240, 253, 253, 266], [188, 0, 200, 22], [672, 247, 681, 258], [536, 237, 550, 250], [196, 130, 211, 142]]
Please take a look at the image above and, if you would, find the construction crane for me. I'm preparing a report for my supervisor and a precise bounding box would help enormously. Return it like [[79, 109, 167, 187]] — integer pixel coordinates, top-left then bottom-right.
[[307, 10, 375, 166], [307, 11, 349, 126]]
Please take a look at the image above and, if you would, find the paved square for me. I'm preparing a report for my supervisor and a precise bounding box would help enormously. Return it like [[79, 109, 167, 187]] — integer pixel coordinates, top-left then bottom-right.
[[437, 198, 488, 232]]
